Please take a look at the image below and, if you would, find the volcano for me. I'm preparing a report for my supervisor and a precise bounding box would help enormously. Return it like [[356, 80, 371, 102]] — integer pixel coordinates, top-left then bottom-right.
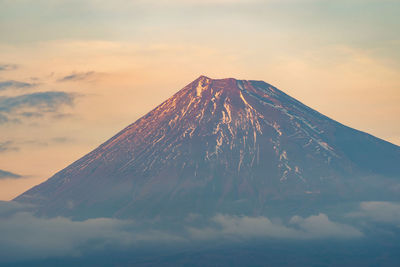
[[15, 76, 400, 219]]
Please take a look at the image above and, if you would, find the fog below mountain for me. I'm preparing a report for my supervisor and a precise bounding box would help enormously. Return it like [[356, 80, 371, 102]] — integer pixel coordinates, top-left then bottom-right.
[[1, 200, 400, 266]]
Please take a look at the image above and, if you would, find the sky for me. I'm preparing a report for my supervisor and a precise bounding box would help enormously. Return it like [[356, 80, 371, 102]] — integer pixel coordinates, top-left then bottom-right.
[[0, 0, 399, 200]]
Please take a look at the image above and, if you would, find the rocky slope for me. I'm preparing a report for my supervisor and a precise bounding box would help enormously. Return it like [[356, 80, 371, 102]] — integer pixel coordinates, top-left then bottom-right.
[[15, 76, 400, 219]]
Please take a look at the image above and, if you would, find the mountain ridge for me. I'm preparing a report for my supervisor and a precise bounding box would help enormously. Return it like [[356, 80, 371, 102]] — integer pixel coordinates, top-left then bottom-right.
[[15, 76, 400, 219]]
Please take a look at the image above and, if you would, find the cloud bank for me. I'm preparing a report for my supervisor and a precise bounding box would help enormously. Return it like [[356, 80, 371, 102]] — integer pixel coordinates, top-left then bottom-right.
[[348, 201, 400, 225], [1, 201, 400, 263], [0, 212, 135, 261], [0, 205, 365, 263], [188, 213, 363, 241], [0, 210, 183, 262]]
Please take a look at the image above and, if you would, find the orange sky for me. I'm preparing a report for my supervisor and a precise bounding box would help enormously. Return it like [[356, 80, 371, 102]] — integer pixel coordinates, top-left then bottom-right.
[[0, 0, 399, 200]]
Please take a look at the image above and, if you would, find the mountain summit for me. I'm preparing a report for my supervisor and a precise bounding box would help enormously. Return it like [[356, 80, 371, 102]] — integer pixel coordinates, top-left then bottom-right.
[[16, 76, 400, 219]]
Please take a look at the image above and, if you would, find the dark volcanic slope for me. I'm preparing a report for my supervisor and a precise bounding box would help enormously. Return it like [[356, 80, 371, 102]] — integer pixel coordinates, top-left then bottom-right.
[[15, 76, 400, 219]]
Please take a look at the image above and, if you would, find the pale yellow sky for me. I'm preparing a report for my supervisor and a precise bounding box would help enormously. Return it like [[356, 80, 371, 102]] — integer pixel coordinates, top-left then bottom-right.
[[0, 0, 399, 200]]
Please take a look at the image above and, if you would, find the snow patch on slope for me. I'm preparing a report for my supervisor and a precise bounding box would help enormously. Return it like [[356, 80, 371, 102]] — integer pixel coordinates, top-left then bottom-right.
[[196, 77, 211, 97]]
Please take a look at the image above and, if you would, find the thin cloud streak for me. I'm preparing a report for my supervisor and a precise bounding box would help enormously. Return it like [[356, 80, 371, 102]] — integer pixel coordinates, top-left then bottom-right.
[[57, 71, 96, 82], [0, 92, 74, 113], [0, 170, 22, 180], [3, 200, 400, 263], [0, 141, 19, 153], [0, 80, 36, 91], [0, 64, 18, 71]]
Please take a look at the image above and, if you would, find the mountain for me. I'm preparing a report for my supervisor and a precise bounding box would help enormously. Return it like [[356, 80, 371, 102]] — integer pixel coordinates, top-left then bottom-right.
[[15, 76, 400, 219]]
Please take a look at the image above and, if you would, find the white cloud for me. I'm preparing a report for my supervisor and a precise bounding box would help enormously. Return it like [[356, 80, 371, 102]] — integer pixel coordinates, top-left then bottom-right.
[[188, 213, 363, 240], [0, 211, 183, 263], [10, 200, 400, 263], [0, 207, 365, 263], [0, 212, 131, 261], [289, 213, 363, 238], [348, 201, 400, 225]]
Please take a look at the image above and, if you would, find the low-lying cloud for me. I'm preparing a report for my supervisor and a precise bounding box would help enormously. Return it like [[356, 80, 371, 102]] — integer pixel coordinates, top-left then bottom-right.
[[348, 201, 400, 225], [0, 210, 364, 262], [2, 201, 400, 263], [188, 213, 363, 241], [0, 209, 183, 262], [0, 201, 31, 215], [0, 212, 136, 261]]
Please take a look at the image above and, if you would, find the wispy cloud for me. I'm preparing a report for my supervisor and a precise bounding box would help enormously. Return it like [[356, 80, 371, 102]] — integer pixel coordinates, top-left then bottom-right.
[[150, 0, 263, 5], [57, 71, 96, 82], [0, 170, 22, 180], [18, 137, 74, 148], [0, 114, 9, 124], [0, 80, 36, 91], [0, 92, 74, 113], [51, 137, 73, 143], [19, 112, 44, 118], [0, 64, 18, 71], [0, 141, 19, 153], [0, 91, 75, 124]]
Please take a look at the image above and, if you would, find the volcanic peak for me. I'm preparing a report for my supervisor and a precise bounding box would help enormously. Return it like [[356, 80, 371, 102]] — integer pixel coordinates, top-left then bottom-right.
[[191, 75, 284, 102], [13, 75, 400, 219]]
